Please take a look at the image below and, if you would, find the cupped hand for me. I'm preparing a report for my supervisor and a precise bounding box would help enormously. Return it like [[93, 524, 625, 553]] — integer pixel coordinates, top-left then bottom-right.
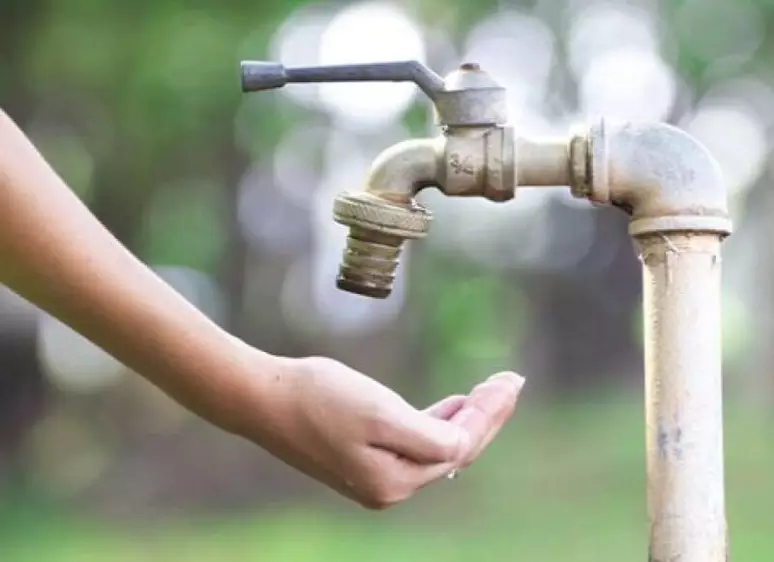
[[242, 355, 524, 509]]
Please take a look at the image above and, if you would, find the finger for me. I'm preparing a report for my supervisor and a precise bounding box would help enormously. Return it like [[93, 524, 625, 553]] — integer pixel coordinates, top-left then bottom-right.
[[424, 394, 466, 420], [468, 378, 526, 461], [353, 445, 447, 509], [369, 404, 466, 465], [411, 458, 460, 491], [462, 404, 518, 468], [366, 374, 525, 501], [454, 372, 524, 465], [364, 446, 458, 503], [450, 372, 525, 466]]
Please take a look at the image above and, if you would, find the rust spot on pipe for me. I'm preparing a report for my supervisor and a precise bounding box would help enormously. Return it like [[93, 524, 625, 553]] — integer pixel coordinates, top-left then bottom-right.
[[672, 427, 684, 461], [656, 422, 669, 458], [656, 420, 685, 461]]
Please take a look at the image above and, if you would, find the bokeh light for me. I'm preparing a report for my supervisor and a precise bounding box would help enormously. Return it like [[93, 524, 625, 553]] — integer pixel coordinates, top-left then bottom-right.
[[317, 1, 426, 129], [268, 5, 333, 109], [237, 163, 311, 257], [37, 313, 127, 394], [681, 99, 767, 201], [463, 10, 556, 122], [579, 48, 676, 122], [565, 2, 660, 78]]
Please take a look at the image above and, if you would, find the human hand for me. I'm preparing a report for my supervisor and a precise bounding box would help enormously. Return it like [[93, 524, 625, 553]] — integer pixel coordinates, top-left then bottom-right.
[[0, 108, 521, 507], [240, 355, 525, 509]]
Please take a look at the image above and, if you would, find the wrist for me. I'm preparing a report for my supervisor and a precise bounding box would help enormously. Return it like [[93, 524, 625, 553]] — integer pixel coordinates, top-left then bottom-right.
[[222, 351, 307, 442], [138, 327, 279, 436], [206, 340, 294, 438]]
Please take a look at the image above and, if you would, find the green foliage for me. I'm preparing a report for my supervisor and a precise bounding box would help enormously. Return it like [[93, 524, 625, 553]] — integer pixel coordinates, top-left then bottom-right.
[[137, 179, 228, 273], [16, 0, 303, 265], [422, 264, 526, 395], [34, 132, 96, 203]]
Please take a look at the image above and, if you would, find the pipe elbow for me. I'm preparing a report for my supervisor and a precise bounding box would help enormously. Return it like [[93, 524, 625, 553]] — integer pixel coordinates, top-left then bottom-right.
[[365, 137, 443, 203], [588, 121, 732, 236]]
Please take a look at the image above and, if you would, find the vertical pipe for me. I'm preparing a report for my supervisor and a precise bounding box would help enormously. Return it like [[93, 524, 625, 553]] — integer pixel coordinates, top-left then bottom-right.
[[636, 232, 728, 562]]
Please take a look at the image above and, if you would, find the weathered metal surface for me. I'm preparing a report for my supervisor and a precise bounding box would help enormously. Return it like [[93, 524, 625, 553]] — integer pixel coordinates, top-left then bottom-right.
[[332, 194, 431, 298], [440, 126, 514, 200], [515, 136, 570, 187], [637, 233, 728, 562], [576, 120, 732, 237]]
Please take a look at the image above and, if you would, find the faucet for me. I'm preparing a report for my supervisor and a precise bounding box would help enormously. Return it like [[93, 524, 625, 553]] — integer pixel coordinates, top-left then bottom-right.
[[241, 58, 732, 562], [241, 59, 567, 297]]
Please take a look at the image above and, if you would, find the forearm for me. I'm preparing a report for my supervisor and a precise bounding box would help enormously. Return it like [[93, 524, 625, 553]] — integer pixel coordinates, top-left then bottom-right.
[[0, 108, 277, 432]]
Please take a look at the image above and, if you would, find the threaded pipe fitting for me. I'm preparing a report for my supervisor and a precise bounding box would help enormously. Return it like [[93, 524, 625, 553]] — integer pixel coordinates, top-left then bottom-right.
[[333, 192, 431, 298]]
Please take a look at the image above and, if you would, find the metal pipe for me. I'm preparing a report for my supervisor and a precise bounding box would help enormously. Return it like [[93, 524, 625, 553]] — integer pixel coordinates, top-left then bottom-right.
[[515, 137, 570, 187], [572, 120, 732, 561], [637, 232, 727, 562]]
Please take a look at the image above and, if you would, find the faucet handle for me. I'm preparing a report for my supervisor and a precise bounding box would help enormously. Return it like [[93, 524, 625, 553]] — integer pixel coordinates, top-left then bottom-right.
[[240, 59, 508, 126], [240, 60, 445, 100]]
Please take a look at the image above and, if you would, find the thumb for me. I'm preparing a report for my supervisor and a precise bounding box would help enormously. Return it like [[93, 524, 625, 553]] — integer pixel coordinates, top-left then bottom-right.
[[450, 371, 525, 467], [424, 394, 466, 420]]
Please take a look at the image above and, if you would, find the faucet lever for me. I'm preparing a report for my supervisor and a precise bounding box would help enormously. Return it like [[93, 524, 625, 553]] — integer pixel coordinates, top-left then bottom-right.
[[240, 60, 445, 100]]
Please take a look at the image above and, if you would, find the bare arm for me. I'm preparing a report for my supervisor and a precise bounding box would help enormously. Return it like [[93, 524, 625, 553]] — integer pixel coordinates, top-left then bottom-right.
[[0, 108, 264, 432], [0, 107, 524, 508]]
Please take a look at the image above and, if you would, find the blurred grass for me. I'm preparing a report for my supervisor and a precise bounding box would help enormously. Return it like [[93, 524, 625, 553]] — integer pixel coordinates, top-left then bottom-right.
[[1, 389, 772, 561]]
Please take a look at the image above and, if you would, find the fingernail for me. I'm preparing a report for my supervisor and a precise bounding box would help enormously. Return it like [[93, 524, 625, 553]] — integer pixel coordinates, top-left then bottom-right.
[[488, 372, 526, 393]]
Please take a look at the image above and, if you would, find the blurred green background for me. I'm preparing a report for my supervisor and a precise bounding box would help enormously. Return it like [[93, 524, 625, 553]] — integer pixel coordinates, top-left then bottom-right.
[[1, 0, 774, 560]]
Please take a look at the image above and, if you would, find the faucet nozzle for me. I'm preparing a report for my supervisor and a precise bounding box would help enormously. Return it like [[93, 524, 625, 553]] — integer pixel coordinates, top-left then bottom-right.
[[333, 192, 431, 298]]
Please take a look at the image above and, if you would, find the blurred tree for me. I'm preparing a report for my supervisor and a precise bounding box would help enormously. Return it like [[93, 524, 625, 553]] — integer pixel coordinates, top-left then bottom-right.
[[0, 0, 50, 494]]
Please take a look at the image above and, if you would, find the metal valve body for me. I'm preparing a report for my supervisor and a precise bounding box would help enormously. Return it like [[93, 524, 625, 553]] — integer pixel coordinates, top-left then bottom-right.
[[241, 59, 515, 297]]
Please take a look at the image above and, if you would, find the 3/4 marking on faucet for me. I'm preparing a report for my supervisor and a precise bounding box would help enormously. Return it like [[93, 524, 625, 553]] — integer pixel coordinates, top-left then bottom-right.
[[449, 153, 475, 175]]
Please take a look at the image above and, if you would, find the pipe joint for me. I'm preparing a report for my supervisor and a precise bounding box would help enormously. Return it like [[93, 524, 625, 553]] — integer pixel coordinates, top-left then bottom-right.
[[572, 119, 733, 237]]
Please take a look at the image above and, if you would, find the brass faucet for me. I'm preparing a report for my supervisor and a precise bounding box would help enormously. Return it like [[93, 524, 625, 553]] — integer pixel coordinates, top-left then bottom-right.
[[240, 59, 568, 298]]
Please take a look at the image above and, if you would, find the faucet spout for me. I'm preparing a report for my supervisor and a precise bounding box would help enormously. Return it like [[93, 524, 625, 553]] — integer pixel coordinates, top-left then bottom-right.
[[333, 125, 523, 298], [364, 137, 444, 203], [332, 137, 443, 299]]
